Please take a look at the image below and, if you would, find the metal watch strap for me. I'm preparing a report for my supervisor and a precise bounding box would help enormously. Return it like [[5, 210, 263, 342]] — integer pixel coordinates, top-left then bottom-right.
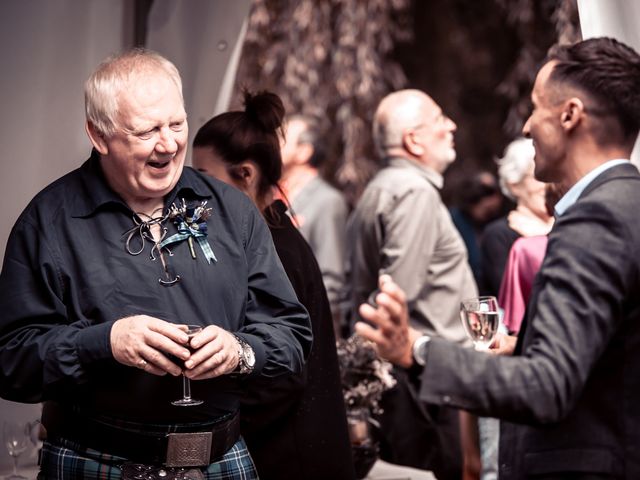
[[233, 335, 254, 374]]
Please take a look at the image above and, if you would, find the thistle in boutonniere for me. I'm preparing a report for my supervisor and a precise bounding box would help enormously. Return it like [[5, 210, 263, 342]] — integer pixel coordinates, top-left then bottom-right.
[[158, 198, 217, 264]]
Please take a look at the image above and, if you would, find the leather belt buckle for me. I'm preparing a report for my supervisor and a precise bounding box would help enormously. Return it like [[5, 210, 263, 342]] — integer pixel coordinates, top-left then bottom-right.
[[165, 432, 212, 467]]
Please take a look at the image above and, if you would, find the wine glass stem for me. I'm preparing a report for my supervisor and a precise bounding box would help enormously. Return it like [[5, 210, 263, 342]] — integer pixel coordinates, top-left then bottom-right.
[[12, 455, 19, 476], [183, 375, 192, 401]]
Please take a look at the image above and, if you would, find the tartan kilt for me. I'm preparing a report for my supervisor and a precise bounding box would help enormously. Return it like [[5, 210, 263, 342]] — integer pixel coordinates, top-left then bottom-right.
[[37, 436, 257, 480]]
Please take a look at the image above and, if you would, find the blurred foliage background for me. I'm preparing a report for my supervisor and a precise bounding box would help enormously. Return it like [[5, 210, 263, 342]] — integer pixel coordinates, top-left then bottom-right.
[[233, 0, 580, 206]]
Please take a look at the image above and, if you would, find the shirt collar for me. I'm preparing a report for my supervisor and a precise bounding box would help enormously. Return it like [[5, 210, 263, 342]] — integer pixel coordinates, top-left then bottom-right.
[[388, 157, 444, 190], [72, 149, 212, 218], [554, 159, 629, 217]]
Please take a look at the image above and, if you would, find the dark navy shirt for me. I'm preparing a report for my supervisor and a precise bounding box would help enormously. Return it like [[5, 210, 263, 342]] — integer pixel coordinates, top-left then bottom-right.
[[0, 151, 311, 423]]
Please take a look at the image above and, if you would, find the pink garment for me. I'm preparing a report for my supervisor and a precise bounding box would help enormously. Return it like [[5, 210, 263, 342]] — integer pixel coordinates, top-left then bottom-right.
[[498, 235, 548, 334]]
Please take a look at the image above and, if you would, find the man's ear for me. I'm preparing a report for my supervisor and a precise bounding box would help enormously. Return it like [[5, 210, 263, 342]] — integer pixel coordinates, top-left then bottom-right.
[[560, 97, 584, 132], [85, 122, 109, 155], [402, 130, 424, 157]]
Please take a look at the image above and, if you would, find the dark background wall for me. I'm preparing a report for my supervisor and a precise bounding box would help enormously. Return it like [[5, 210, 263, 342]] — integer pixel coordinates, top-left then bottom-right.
[[393, 0, 566, 204]]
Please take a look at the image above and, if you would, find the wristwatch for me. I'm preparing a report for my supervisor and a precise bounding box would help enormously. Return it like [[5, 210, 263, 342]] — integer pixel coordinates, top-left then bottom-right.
[[412, 334, 431, 367], [233, 335, 256, 374]]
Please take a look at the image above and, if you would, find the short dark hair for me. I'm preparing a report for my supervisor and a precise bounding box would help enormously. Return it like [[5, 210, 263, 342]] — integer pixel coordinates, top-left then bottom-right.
[[193, 90, 285, 199], [547, 37, 640, 143], [287, 114, 326, 168]]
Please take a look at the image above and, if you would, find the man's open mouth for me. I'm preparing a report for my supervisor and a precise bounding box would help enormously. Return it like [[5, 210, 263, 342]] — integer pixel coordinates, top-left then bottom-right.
[[148, 160, 170, 169]]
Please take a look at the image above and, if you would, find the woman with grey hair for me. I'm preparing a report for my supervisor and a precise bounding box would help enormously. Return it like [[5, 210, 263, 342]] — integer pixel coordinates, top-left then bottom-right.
[[480, 137, 553, 297], [498, 138, 536, 198]]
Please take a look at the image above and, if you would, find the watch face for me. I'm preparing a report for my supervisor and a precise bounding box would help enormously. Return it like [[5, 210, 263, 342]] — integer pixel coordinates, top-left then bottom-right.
[[245, 346, 256, 367]]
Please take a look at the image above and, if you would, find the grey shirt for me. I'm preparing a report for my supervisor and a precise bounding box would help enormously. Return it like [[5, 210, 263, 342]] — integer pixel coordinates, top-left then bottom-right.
[[290, 175, 349, 309], [347, 157, 476, 344]]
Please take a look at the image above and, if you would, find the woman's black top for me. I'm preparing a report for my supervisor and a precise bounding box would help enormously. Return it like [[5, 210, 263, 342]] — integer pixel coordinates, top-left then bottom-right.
[[240, 200, 356, 480]]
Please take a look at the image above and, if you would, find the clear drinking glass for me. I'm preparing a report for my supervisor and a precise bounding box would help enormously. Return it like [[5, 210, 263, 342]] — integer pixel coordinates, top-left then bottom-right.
[[171, 325, 204, 407], [3, 421, 28, 480], [460, 296, 500, 351]]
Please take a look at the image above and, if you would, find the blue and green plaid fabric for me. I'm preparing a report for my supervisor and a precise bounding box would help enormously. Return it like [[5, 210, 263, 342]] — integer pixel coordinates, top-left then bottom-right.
[[37, 437, 257, 480]]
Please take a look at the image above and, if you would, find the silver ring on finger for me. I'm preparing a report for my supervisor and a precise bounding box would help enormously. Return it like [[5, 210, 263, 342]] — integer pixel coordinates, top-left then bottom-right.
[[137, 358, 148, 369]]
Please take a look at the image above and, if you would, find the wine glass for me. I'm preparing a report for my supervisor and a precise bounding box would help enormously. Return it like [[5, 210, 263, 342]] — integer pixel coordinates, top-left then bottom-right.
[[171, 325, 204, 407], [460, 296, 500, 351], [3, 421, 29, 480]]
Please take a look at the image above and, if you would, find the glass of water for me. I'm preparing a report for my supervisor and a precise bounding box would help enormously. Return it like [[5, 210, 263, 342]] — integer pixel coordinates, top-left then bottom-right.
[[460, 296, 500, 351]]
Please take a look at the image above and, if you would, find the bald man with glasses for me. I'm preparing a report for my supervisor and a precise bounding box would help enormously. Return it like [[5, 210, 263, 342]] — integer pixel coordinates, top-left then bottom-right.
[[347, 89, 477, 480]]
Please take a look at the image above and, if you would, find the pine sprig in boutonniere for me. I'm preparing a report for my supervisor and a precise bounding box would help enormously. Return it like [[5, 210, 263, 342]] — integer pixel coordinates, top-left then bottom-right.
[[158, 198, 217, 264]]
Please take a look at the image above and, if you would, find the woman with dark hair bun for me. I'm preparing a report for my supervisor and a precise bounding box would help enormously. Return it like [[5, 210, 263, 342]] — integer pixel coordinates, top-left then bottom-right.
[[193, 91, 285, 211], [193, 91, 356, 480]]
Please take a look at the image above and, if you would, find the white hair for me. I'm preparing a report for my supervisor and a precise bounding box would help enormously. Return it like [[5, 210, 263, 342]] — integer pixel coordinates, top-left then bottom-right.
[[372, 89, 431, 158], [497, 137, 535, 200], [84, 48, 183, 136]]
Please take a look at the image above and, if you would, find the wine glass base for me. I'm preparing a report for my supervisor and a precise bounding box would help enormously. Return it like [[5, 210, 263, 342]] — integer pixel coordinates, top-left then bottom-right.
[[4, 474, 28, 480], [171, 398, 203, 407]]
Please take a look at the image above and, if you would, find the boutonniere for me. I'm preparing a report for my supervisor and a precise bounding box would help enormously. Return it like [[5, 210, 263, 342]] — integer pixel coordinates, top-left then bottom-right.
[[158, 198, 217, 264]]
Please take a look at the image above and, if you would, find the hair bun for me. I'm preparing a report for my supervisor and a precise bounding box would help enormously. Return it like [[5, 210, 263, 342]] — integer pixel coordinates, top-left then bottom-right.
[[243, 90, 285, 133]]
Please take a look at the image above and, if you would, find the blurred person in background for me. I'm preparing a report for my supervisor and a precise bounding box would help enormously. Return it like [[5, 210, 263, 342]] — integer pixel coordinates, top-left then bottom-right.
[[480, 137, 553, 297], [347, 88, 478, 480], [450, 171, 504, 286], [449, 170, 505, 480], [498, 182, 564, 335], [280, 114, 350, 337]]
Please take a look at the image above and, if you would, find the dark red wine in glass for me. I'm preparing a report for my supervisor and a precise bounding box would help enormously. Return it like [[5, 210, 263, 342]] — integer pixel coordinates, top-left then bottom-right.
[[171, 325, 203, 406]]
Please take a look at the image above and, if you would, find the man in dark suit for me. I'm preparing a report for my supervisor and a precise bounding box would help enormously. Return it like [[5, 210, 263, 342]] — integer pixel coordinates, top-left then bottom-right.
[[356, 37, 640, 479]]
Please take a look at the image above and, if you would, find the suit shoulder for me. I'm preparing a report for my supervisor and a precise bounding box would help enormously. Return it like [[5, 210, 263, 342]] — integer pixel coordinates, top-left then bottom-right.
[[577, 172, 640, 221]]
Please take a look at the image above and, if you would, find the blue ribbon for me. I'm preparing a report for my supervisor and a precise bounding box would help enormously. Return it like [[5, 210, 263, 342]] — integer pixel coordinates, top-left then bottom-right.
[[159, 221, 217, 264]]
